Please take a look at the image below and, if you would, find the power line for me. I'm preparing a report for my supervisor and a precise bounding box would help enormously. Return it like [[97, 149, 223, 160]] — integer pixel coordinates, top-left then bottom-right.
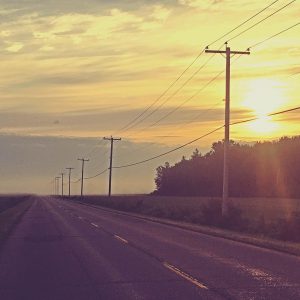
[[52, 2, 299, 194], [114, 56, 300, 162], [117, 48, 206, 133], [56, 43, 297, 192], [113, 105, 300, 170], [141, 69, 224, 132], [122, 53, 219, 133], [127, 54, 243, 138], [207, 0, 281, 47], [72, 179, 81, 183], [126, 3, 298, 137], [84, 140, 106, 157], [231, 106, 300, 126], [249, 21, 300, 49], [114, 100, 224, 161], [179, 100, 224, 129], [227, 0, 296, 43], [84, 168, 108, 180], [121, 68, 224, 140], [116, 0, 285, 135], [113, 126, 224, 169]]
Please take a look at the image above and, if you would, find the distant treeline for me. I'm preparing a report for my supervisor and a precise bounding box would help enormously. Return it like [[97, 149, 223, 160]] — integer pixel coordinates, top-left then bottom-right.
[[154, 136, 300, 198]]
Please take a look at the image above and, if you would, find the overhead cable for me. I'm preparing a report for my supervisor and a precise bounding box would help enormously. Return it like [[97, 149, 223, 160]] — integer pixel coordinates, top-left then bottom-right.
[[113, 105, 300, 169]]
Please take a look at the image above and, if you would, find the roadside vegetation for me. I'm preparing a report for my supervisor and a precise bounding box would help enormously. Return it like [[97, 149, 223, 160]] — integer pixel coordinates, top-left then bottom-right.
[[69, 195, 300, 244], [65, 137, 300, 250], [0, 195, 34, 243]]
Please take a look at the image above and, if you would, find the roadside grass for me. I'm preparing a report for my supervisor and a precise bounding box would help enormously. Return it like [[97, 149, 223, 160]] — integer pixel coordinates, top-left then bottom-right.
[[0, 195, 34, 244], [66, 195, 300, 251]]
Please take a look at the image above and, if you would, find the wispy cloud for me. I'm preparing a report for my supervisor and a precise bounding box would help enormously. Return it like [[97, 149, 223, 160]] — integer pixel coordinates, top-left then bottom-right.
[[0, 0, 299, 193]]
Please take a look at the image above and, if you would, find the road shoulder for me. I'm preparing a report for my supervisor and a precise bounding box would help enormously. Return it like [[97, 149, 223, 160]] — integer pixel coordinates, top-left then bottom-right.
[[0, 196, 34, 246], [68, 199, 300, 257]]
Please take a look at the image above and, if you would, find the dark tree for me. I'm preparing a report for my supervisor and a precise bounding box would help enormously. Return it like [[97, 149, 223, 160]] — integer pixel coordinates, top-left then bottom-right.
[[154, 136, 300, 198]]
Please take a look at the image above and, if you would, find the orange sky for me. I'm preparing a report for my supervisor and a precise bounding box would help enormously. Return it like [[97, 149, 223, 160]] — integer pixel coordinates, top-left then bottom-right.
[[0, 0, 299, 194]]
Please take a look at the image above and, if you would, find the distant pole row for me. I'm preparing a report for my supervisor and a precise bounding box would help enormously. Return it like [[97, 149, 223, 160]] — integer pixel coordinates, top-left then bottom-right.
[[66, 167, 74, 197], [51, 42, 249, 216], [53, 136, 121, 199]]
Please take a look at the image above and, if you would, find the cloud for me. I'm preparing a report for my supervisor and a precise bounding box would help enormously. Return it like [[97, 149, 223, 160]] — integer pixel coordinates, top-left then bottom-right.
[[5, 41, 24, 52], [178, 0, 222, 9], [0, 0, 298, 195], [0, 105, 251, 139]]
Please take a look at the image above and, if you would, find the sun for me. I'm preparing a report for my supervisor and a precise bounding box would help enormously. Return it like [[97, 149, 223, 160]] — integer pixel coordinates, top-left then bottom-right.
[[246, 116, 279, 134], [242, 78, 285, 135]]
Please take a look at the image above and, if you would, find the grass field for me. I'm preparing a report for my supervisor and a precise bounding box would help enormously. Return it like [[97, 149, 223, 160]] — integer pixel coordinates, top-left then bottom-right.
[[0, 195, 34, 244], [69, 195, 300, 243]]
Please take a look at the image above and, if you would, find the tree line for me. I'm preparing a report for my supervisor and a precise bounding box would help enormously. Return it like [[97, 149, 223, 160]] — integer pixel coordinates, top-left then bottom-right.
[[154, 136, 300, 198]]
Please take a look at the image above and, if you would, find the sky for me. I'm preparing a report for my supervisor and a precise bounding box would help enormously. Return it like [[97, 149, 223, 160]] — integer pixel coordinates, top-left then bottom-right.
[[0, 0, 299, 195]]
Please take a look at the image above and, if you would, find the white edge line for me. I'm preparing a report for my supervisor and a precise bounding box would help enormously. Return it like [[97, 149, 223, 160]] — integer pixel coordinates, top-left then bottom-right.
[[114, 235, 128, 244], [163, 262, 208, 290], [91, 223, 99, 228]]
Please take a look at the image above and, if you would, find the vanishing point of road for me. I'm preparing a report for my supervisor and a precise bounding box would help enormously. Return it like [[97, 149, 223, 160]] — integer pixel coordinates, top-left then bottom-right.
[[0, 197, 300, 299]]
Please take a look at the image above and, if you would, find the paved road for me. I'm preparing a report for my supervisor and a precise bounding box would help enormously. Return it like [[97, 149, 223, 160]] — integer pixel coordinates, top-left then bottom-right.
[[0, 197, 300, 299]]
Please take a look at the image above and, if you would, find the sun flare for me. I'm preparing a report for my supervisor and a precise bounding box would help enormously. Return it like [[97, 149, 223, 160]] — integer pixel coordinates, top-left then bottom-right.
[[246, 116, 279, 134], [242, 79, 286, 135]]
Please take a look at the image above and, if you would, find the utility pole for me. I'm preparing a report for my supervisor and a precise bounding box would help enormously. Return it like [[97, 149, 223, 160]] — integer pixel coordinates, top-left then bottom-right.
[[55, 177, 60, 196], [53, 177, 56, 196], [104, 136, 121, 197], [78, 158, 89, 198], [205, 43, 250, 217], [66, 167, 74, 198], [60, 173, 65, 197]]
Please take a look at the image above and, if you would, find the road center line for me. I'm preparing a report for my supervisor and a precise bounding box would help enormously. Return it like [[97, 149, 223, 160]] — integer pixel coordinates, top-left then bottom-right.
[[114, 235, 129, 244], [163, 262, 208, 290], [91, 223, 99, 228]]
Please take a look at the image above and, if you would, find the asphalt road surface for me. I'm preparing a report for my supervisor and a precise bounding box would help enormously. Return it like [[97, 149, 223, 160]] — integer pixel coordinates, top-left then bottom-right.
[[0, 197, 300, 300]]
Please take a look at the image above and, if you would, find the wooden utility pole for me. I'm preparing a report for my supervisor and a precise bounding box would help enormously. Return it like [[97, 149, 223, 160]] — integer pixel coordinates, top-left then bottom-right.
[[205, 43, 250, 217], [78, 158, 89, 198], [103, 136, 121, 197], [55, 176, 60, 196], [60, 173, 65, 197], [66, 167, 74, 198]]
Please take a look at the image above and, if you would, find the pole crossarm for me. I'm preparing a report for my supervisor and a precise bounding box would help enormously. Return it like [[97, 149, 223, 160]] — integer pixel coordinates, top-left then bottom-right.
[[205, 49, 250, 55]]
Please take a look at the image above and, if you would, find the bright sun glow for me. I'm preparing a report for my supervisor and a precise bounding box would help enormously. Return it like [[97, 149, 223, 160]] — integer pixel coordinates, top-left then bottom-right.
[[247, 116, 279, 134], [242, 79, 285, 135]]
